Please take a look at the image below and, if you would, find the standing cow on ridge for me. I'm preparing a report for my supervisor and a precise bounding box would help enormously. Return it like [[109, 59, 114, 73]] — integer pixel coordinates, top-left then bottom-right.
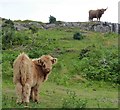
[[89, 7, 108, 21]]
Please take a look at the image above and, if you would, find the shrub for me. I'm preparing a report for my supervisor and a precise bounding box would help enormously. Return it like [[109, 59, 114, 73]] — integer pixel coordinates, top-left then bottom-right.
[[29, 25, 38, 34], [79, 45, 119, 84], [12, 31, 30, 45], [73, 32, 84, 40], [2, 19, 32, 49], [2, 19, 15, 49], [62, 90, 87, 108], [49, 15, 56, 24]]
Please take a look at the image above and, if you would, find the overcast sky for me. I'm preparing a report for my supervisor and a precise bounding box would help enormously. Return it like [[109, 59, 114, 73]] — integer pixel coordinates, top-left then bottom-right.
[[0, 0, 119, 23]]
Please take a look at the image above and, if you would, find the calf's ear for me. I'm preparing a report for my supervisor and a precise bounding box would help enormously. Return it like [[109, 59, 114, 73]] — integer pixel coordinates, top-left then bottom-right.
[[33, 59, 43, 66], [38, 59, 43, 66], [51, 58, 57, 64]]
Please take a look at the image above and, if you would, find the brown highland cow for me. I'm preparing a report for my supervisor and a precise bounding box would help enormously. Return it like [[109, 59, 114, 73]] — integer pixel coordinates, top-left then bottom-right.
[[89, 7, 108, 21], [13, 53, 57, 104]]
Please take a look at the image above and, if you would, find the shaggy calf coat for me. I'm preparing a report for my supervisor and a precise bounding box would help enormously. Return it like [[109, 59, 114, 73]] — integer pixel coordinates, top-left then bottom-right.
[[13, 53, 57, 103]]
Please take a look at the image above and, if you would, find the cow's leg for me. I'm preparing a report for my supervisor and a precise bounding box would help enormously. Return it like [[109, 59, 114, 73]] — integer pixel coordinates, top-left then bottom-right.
[[15, 83, 23, 104], [33, 86, 39, 103], [22, 83, 31, 103], [97, 17, 100, 21]]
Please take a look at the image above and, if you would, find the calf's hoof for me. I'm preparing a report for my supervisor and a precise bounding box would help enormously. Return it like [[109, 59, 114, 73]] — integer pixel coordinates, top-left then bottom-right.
[[16, 100, 22, 104], [34, 99, 39, 104]]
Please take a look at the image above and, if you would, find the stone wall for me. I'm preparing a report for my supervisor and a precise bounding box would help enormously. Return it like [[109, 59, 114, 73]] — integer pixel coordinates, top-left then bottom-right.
[[53, 22, 120, 34], [1, 18, 119, 34]]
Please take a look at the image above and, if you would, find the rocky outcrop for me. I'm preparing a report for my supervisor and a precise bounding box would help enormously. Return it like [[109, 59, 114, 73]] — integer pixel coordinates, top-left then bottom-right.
[[0, 18, 119, 34], [57, 22, 120, 34], [14, 22, 28, 30]]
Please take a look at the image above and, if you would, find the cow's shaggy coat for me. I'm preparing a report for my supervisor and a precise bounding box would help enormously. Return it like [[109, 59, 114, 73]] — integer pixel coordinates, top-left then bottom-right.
[[89, 8, 107, 21], [13, 53, 57, 104]]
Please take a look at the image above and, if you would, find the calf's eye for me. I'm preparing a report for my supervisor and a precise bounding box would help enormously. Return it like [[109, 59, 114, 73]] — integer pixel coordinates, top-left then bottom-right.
[[43, 64, 45, 68]]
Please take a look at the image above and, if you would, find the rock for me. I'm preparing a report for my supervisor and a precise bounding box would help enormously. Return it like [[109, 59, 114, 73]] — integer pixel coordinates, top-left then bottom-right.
[[12, 19, 120, 33], [93, 24, 111, 33], [14, 22, 28, 30], [64, 22, 73, 27], [28, 22, 44, 29], [1, 17, 119, 33], [12, 21, 120, 34], [72, 22, 80, 27], [43, 23, 56, 29]]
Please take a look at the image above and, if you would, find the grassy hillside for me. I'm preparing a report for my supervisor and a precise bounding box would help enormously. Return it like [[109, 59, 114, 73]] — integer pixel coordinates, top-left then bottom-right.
[[2, 20, 119, 108]]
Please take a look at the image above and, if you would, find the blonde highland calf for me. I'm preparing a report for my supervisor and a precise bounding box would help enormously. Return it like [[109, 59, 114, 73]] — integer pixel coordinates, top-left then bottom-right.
[[13, 53, 57, 104]]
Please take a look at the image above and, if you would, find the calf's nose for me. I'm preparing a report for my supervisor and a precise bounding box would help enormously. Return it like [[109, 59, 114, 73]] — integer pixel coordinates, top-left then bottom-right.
[[45, 68, 50, 73]]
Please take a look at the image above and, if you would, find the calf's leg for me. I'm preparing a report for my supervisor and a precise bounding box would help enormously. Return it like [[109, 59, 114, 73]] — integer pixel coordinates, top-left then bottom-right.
[[30, 87, 35, 101], [33, 86, 39, 103], [22, 83, 31, 103], [15, 83, 23, 104]]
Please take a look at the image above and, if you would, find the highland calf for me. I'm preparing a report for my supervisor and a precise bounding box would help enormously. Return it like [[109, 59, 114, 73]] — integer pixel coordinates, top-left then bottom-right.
[[13, 53, 57, 104]]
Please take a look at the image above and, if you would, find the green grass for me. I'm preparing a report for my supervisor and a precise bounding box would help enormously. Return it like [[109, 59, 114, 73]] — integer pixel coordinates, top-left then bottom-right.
[[2, 81, 118, 108], [2, 27, 119, 108]]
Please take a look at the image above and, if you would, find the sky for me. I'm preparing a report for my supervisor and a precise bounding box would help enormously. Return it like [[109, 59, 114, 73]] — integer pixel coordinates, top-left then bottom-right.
[[0, 0, 119, 23]]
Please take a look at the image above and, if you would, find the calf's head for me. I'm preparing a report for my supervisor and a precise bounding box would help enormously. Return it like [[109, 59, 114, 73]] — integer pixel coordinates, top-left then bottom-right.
[[35, 55, 57, 73]]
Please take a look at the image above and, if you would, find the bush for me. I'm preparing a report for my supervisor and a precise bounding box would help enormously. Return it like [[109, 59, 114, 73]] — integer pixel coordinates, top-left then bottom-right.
[[62, 90, 87, 108], [79, 45, 119, 84], [73, 32, 84, 40], [12, 31, 30, 45], [2, 19, 15, 49], [2, 19, 32, 49], [49, 15, 56, 24], [29, 25, 38, 34]]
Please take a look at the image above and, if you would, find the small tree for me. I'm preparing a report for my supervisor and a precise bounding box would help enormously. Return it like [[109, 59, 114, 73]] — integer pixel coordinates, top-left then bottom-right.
[[49, 15, 56, 24]]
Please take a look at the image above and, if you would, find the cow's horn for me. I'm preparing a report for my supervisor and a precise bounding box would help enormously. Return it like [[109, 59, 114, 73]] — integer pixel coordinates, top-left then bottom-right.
[[106, 7, 108, 10]]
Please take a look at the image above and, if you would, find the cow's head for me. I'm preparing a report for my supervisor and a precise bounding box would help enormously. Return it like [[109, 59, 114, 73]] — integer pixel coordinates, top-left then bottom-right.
[[35, 55, 57, 73], [99, 7, 108, 14]]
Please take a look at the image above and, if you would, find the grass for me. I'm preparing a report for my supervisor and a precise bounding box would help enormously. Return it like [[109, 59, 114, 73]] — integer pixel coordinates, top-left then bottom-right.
[[2, 26, 119, 108], [2, 81, 118, 108]]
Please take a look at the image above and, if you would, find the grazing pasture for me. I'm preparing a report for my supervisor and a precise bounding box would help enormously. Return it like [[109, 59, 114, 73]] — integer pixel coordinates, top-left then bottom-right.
[[2, 25, 119, 108]]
